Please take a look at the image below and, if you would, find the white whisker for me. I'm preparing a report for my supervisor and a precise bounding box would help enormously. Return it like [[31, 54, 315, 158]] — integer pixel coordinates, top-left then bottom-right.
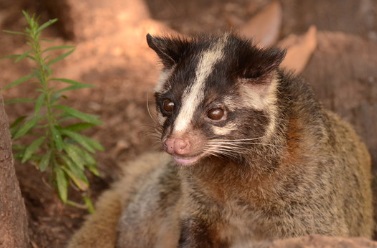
[[146, 93, 158, 125]]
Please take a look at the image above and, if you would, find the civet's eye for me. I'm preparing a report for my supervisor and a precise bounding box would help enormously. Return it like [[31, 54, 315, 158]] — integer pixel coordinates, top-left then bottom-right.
[[207, 108, 225, 121], [162, 99, 175, 114]]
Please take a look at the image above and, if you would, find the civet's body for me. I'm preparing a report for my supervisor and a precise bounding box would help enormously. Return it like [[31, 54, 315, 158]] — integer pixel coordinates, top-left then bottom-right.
[[68, 33, 373, 248]]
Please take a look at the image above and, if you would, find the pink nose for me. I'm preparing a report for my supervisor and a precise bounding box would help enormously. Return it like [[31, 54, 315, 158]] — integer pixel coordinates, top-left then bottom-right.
[[164, 138, 190, 155]]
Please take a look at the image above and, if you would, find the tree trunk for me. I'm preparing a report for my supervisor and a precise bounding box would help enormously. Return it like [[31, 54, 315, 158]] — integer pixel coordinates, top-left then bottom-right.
[[0, 93, 29, 248]]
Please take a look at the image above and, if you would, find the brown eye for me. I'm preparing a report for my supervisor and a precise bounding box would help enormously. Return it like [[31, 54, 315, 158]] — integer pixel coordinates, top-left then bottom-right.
[[162, 99, 174, 114], [207, 108, 225, 121]]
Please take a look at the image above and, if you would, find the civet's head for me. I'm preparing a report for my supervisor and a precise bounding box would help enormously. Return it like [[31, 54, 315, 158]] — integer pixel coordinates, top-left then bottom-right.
[[147, 33, 285, 166]]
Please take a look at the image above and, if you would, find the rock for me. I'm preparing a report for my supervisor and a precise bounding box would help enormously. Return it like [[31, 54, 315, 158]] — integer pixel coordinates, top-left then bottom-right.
[[0, 93, 29, 248], [41, 0, 151, 40], [279, 25, 317, 74], [281, 0, 377, 41], [239, 1, 282, 47]]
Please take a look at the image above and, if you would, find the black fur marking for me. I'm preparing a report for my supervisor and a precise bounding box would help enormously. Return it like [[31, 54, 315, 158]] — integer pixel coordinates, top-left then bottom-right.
[[222, 35, 286, 79], [147, 34, 191, 69], [151, 33, 283, 160]]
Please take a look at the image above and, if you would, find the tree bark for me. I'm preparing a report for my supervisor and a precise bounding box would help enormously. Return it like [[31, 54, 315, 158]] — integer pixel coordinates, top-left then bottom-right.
[[0, 93, 29, 248]]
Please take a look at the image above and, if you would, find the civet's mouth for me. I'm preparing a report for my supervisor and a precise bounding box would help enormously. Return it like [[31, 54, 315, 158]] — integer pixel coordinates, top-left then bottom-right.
[[172, 154, 203, 166]]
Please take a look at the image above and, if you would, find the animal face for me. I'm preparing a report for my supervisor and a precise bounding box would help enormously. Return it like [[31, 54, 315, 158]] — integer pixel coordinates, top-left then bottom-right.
[[147, 33, 285, 166]]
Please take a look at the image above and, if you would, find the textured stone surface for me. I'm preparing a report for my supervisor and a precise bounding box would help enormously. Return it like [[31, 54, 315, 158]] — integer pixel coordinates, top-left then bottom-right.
[[0, 94, 29, 248], [42, 0, 150, 40]]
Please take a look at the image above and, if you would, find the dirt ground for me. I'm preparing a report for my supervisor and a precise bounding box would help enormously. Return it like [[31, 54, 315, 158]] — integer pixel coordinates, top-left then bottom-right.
[[0, 0, 376, 247]]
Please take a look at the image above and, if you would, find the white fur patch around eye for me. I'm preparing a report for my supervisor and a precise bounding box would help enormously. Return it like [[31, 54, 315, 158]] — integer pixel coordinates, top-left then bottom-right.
[[174, 36, 229, 133], [212, 122, 238, 136]]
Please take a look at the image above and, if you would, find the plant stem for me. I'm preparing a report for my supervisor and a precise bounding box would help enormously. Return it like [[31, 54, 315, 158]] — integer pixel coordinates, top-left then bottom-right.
[[27, 17, 58, 158]]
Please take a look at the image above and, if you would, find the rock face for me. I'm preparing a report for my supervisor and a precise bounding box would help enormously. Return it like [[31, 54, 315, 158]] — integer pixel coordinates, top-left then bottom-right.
[[42, 0, 150, 40], [281, 0, 377, 41], [0, 93, 29, 248]]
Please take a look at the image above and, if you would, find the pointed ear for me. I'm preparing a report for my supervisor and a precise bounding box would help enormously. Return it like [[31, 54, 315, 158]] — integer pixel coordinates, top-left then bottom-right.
[[146, 34, 190, 69], [241, 47, 286, 79]]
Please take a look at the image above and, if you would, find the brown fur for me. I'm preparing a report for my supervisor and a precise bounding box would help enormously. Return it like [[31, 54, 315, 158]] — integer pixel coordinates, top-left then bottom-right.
[[67, 35, 373, 247], [67, 109, 374, 247]]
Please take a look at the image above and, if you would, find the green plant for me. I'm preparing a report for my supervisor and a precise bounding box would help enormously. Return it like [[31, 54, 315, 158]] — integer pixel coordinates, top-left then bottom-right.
[[2, 11, 103, 212]]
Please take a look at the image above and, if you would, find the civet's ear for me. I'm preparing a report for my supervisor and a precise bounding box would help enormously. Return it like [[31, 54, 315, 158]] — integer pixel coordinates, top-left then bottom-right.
[[241, 47, 286, 79], [146, 34, 190, 69]]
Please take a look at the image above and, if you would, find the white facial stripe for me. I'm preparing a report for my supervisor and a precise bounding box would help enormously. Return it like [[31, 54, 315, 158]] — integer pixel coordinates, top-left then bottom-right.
[[154, 67, 174, 93], [263, 79, 278, 141], [174, 36, 228, 133], [212, 122, 237, 136]]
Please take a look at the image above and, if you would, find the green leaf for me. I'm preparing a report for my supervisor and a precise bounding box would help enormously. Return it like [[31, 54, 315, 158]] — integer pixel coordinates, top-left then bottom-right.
[[57, 85, 93, 94], [3, 73, 34, 90], [21, 136, 45, 163], [0, 54, 20, 60], [51, 126, 64, 151], [81, 148, 96, 165], [64, 122, 96, 132], [39, 150, 52, 171], [86, 163, 100, 176], [10, 116, 27, 129], [36, 18, 58, 33], [50, 91, 62, 105], [15, 50, 31, 63], [52, 78, 92, 87], [5, 98, 34, 105], [34, 93, 45, 115], [61, 129, 103, 153], [60, 154, 87, 181], [1, 54, 35, 62], [22, 10, 32, 22], [3, 30, 26, 36], [63, 130, 96, 152], [47, 48, 74, 66], [12, 143, 24, 150], [83, 195, 95, 214], [0, 51, 34, 62], [14, 151, 25, 161], [56, 105, 101, 125], [62, 166, 88, 191], [55, 167, 68, 203], [57, 86, 86, 94], [63, 144, 85, 170], [52, 78, 93, 93], [43, 45, 74, 53], [13, 117, 37, 139], [86, 137, 103, 151], [35, 65, 52, 83]]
